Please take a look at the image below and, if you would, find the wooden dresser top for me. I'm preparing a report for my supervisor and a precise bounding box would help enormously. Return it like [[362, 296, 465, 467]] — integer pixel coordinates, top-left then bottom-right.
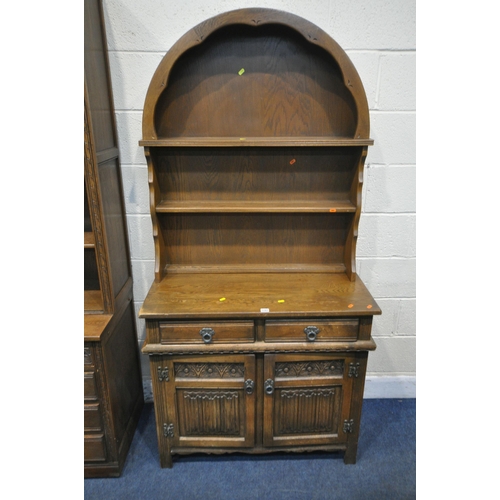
[[140, 273, 380, 319]]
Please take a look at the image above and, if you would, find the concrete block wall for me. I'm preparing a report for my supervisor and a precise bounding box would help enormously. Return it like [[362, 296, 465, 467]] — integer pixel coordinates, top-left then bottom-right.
[[102, 0, 416, 399]]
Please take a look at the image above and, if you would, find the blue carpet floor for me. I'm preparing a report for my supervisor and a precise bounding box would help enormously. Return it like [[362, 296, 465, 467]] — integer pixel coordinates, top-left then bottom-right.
[[84, 399, 416, 500]]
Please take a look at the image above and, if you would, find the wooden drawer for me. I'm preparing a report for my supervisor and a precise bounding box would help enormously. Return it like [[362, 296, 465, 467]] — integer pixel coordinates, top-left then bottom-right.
[[84, 372, 98, 400], [84, 403, 103, 432], [265, 319, 359, 342], [159, 321, 254, 344], [84, 434, 106, 462]]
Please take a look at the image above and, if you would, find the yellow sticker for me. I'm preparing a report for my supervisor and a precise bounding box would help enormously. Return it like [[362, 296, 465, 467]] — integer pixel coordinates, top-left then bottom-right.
[[239, 138, 246, 141], [219, 297, 226, 301], [238, 68, 245, 75], [278, 299, 285, 303]]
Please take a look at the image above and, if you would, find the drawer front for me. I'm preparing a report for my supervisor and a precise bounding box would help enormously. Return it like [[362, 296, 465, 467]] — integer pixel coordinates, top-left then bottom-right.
[[265, 319, 359, 342], [84, 434, 106, 462], [84, 403, 103, 432], [84, 372, 98, 400], [159, 321, 254, 344]]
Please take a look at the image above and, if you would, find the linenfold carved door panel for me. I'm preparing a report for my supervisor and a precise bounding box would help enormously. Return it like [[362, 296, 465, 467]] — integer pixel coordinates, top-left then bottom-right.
[[164, 354, 256, 448], [263, 353, 354, 447]]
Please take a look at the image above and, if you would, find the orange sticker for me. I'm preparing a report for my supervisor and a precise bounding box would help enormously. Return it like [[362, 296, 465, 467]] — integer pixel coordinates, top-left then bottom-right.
[[329, 208, 337, 213], [348, 304, 354, 308], [367, 304, 373, 309], [290, 159, 296, 165]]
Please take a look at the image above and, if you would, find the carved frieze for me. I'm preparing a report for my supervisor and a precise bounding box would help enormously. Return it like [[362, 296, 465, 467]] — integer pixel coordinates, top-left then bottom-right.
[[275, 360, 344, 378], [182, 391, 239, 401], [280, 388, 336, 399], [174, 362, 245, 379]]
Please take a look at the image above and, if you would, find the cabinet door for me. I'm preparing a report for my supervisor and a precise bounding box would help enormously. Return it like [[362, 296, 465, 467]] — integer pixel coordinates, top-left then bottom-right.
[[164, 354, 256, 448], [263, 353, 354, 447]]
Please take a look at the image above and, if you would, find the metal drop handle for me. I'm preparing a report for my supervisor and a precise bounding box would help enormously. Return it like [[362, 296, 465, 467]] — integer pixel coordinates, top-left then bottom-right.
[[199, 327, 215, 343], [244, 379, 255, 395], [304, 325, 320, 342], [264, 379, 274, 395]]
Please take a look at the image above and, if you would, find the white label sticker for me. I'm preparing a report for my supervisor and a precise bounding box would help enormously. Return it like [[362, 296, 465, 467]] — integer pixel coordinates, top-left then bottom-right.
[[260, 308, 270, 313]]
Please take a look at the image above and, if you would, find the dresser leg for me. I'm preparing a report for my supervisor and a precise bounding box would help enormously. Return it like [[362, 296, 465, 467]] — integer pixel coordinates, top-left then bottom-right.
[[157, 421, 173, 468], [160, 449, 173, 468], [343, 443, 358, 464]]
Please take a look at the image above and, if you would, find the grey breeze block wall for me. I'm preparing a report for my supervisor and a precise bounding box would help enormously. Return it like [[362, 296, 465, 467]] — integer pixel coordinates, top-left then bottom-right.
[[101, 0, 416, 399]]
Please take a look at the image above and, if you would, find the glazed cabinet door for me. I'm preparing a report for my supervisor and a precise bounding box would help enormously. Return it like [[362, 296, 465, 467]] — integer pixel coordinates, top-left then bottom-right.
[[263, 353, 354, 447], [155, 354, 256, 449]]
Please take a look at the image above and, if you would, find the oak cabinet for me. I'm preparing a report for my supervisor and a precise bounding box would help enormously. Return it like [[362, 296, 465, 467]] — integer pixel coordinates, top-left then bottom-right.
[[84, 0, 143, 477], [139, 8, 380, 468], [147, 349, 368, 468]]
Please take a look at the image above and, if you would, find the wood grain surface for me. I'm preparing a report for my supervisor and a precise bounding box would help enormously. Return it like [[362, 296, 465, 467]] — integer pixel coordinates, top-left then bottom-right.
[[140, 272, 380, 318]]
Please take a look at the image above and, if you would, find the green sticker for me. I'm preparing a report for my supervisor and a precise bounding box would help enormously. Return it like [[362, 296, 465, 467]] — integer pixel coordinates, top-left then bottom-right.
[[238, 68, 245, 75]]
